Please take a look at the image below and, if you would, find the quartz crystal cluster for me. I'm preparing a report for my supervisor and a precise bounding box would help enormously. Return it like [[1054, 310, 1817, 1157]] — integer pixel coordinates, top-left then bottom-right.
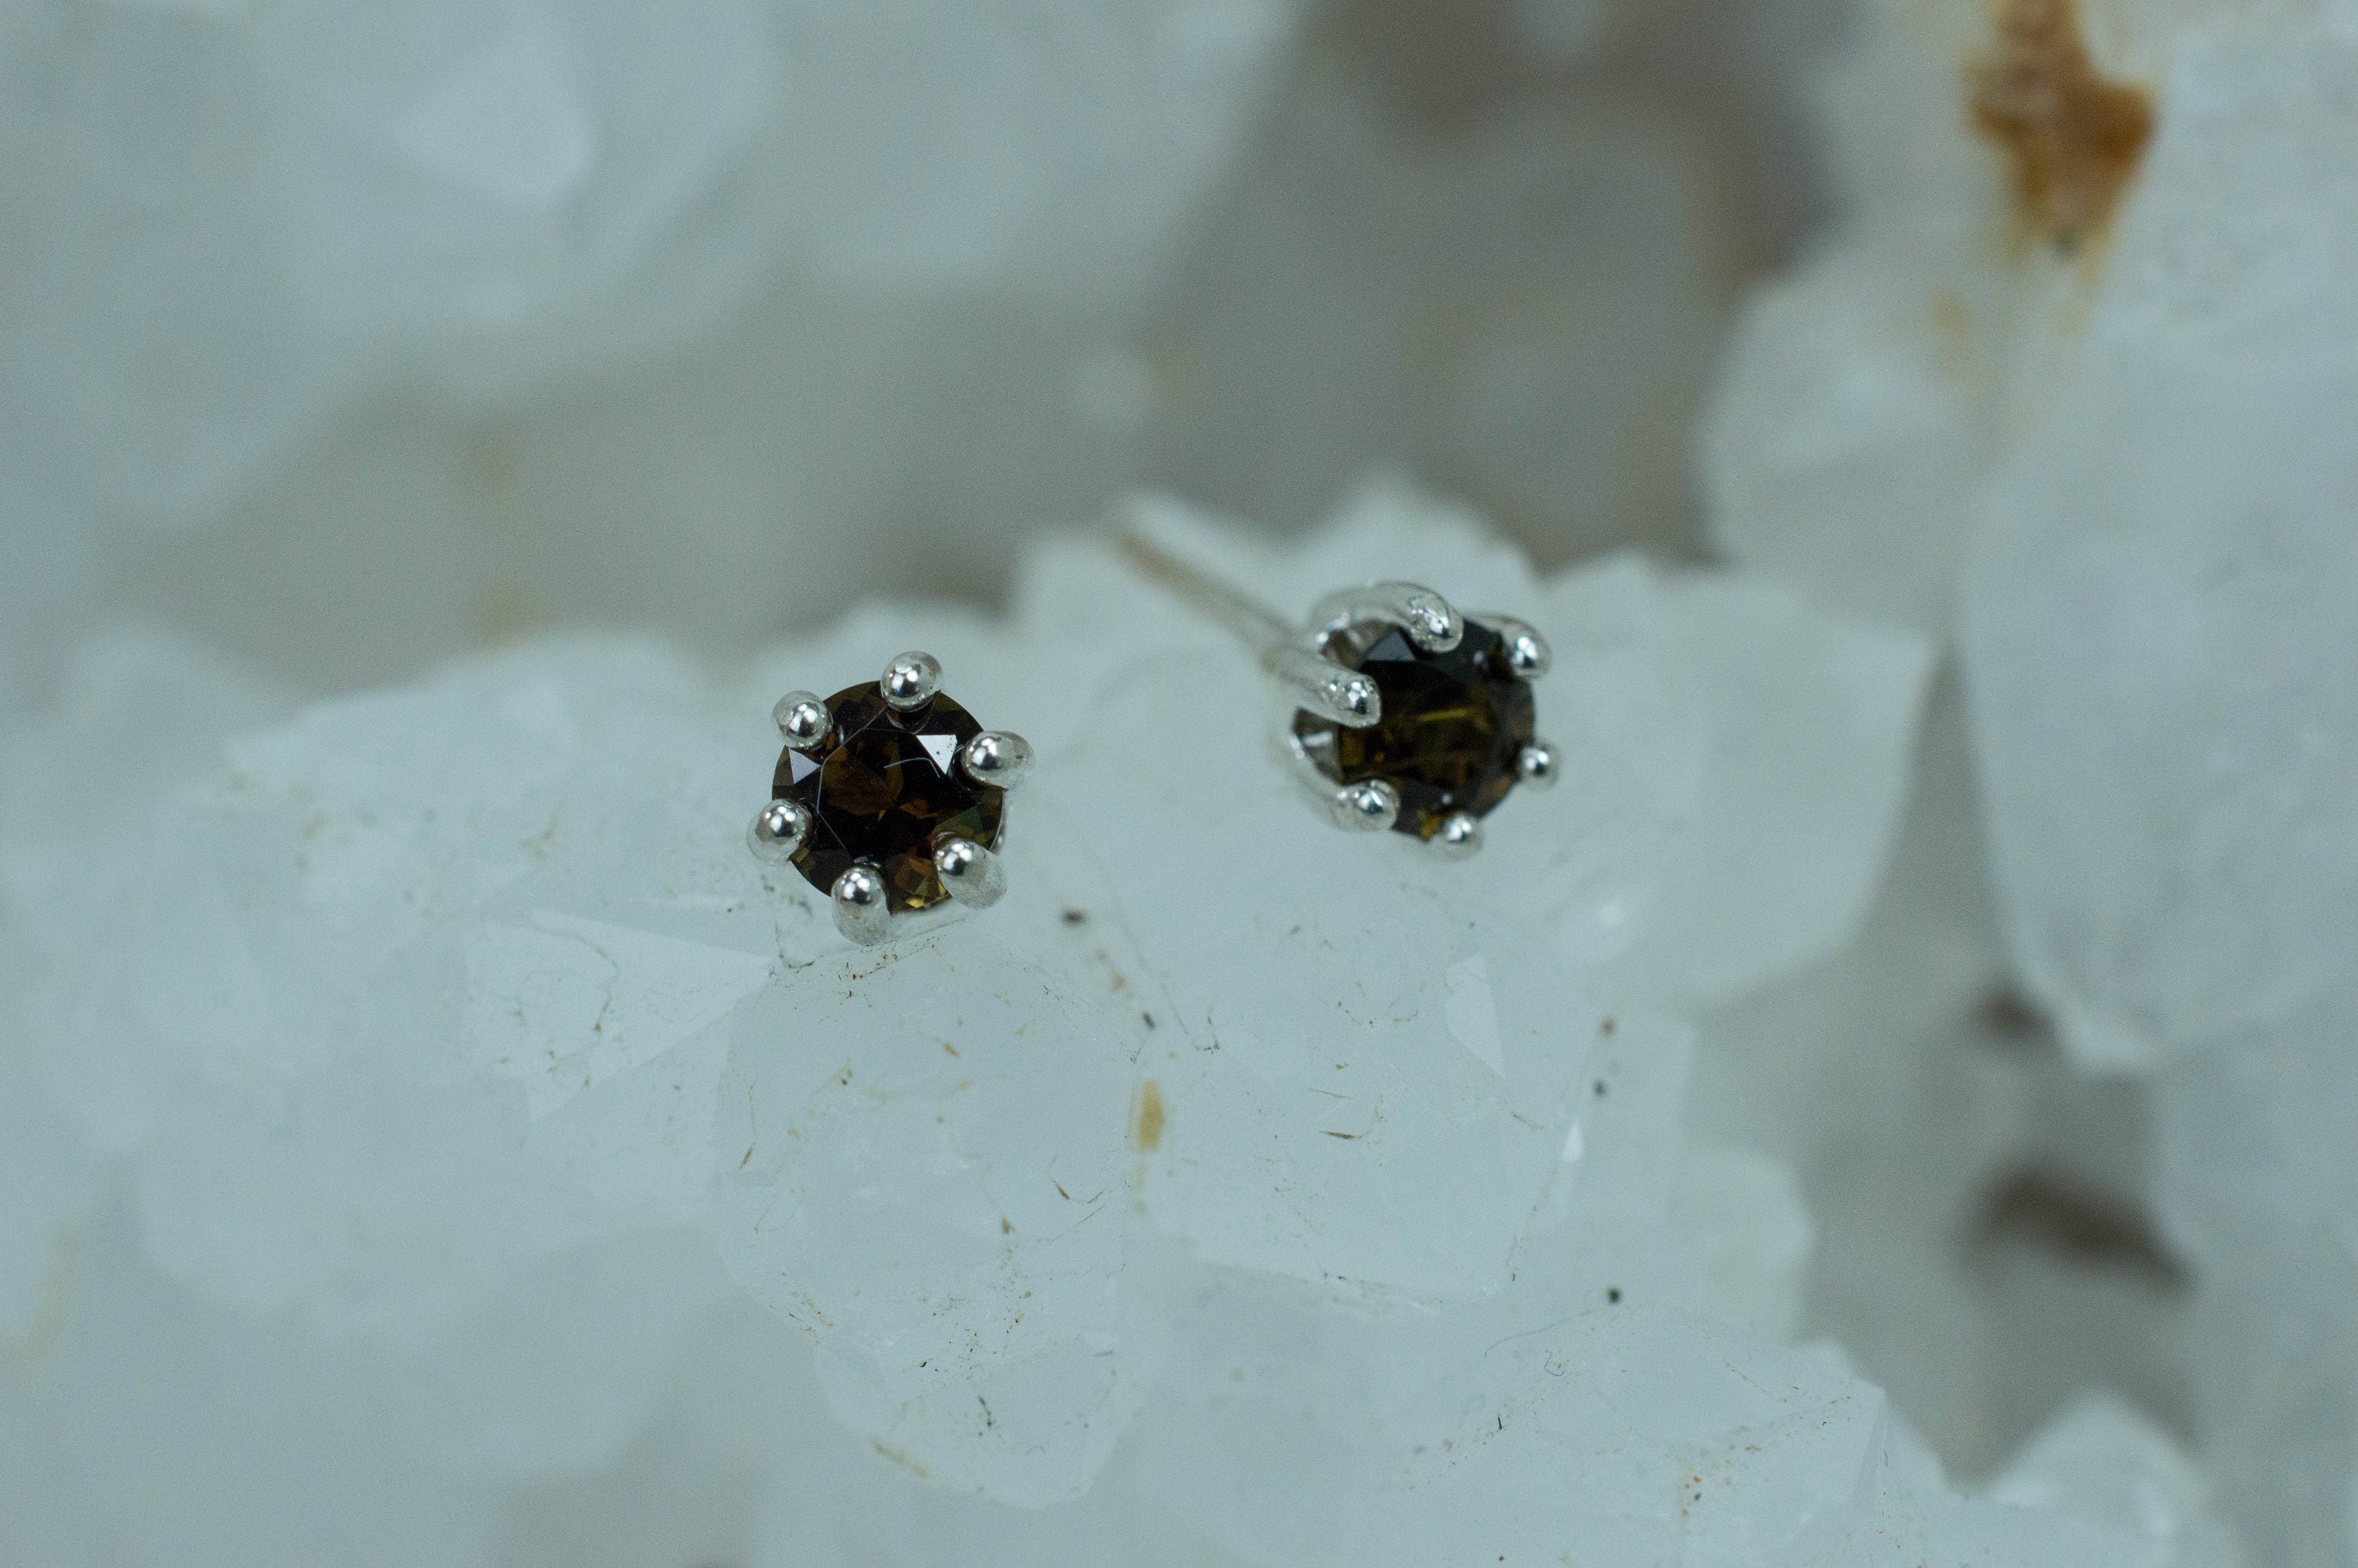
[[1702, 0, 2358, 1561], [4, 483, 2234, 1565], [0, 0, 2337, 1560]]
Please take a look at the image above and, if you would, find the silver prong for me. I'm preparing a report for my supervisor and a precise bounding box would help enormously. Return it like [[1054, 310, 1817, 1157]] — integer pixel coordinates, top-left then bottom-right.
[[1269, 644, 1381, 729], [831, 865, 893, 945], [1433, 813, 1483, 859], [933, 836, 1007, 909], [1491, 618, 1550, 680], [1309, 582, 1463, 652], [748, 799, 810, 861], [1330, 778, 1399, 833], [960, 730, 1034, 788], [880, 651, 942, 712], [773, 690, 831, 748], [1517, 740, 1561, 789]]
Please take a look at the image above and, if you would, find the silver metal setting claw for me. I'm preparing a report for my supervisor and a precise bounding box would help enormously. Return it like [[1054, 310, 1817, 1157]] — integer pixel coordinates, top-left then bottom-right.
[[1434, 813, 1484, 860], [933, 836, 1007, 909], [758, 648, 1024, 947], [1330, 778, 1400, 833], [748, 799, 810, 862], [773, 690, 831, 748], [1268, 644, 1381, 728], [1518, 740, 1561, 788], [960, 730, 1034, 788], [830, 865, 893, 946], [1491, 617, 1551, 681], [1309, 582, 1464, 652], [880, 650, 942, 712]]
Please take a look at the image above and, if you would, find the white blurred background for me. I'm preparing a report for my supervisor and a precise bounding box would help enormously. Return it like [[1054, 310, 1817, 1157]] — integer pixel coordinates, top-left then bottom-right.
[[0, 0, 1836, 703]]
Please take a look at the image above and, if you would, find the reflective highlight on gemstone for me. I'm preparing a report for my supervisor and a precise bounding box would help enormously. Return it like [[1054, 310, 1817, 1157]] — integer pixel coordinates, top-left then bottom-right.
[[1292, 620, 1537, 839], [775, 683, 1007, 912]]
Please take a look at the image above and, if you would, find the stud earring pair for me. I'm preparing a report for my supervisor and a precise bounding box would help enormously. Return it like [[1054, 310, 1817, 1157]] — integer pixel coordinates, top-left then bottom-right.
[[749, 540, 1555, 945]]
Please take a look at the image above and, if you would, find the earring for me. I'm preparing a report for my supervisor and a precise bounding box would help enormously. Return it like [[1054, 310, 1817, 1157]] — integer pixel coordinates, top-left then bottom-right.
[[750, 651, 1034, 945], [1120, 534, 1555, 857]]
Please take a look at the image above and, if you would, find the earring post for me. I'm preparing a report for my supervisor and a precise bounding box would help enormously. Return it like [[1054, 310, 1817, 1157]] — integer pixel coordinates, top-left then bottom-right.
[[1115, 530, 1295, 660], [1117, 529, 1384, 729]]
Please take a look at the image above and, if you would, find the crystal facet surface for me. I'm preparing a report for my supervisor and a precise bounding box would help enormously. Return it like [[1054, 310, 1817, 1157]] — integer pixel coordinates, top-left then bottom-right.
[[775, 683, 1005, 913], [1292, 619, 1535, 839]]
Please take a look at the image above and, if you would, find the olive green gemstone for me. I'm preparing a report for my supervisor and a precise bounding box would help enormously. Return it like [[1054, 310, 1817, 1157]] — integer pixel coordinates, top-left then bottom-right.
[[774, 684, 1005, 912], [1292, 620, 1535, 839]]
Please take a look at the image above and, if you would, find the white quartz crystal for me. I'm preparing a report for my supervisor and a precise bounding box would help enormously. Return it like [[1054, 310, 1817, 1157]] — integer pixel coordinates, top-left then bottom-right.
[[1956, 24, 2358, 1557], [1671, 1143, 1816, 1341], [1129, 1000, 2145, 1567], [1701, 2, 2358, 1557], [708, 813, 1173, 1504], [1965, 23, 2358, 1076], [1699, 0, 2018, 634], [1989, 1391, 2248, 1568], [1581, 571, 1932, 1009], [0, 493, 2095, 1561], [1695, 689, 2193, 1476]]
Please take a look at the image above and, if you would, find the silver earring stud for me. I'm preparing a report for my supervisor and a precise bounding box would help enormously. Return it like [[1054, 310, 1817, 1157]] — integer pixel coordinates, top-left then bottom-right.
[[1121, 533, 1555, 855], [750, 651, 1032, 945]]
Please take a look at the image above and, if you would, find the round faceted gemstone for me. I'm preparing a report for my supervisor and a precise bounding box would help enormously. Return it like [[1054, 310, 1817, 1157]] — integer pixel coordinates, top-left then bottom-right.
[[1292, 619, 1536, 839], [774, 684, 1006, 913]]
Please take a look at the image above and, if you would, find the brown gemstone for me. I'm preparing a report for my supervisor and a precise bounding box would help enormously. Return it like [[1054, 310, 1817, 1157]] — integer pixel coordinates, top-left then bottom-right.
[[774, 683, 1006, 912], [1292, 619, 1535, 839]]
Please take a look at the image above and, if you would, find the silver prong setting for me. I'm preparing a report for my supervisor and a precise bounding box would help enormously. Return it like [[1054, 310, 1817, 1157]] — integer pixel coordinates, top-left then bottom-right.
[[760, 652, 1023, 946], [830, 865, 893, 945], [960, 730, 1034, 788], [748, 799, 811, 862], [933, 836, 1007, 909], [1309, 582, 1464, 652], [1269, 644, 1381, 728], [1493, 618, 1551, 681], [1518, 740, 1560, 788], [1434, 812, 1484, 859], [1330, 778, 1400, 833], [880, 650, 942, 712], [773, 690, 831, 748], [1399, 590, 1463, 652]]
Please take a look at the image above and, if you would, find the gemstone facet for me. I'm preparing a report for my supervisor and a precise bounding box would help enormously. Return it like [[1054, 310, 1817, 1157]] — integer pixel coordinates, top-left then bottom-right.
[[1292, 619, 1536, 839], [775, 683, 1007, 912]]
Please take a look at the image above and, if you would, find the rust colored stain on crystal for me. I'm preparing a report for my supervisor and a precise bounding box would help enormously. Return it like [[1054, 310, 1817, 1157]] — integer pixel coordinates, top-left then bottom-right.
[[1969, 0, 2154, 252], [1132, 1080, 1166, 1152], [775, 684, 1005, 913], [1293, 620, 1535, 839]]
